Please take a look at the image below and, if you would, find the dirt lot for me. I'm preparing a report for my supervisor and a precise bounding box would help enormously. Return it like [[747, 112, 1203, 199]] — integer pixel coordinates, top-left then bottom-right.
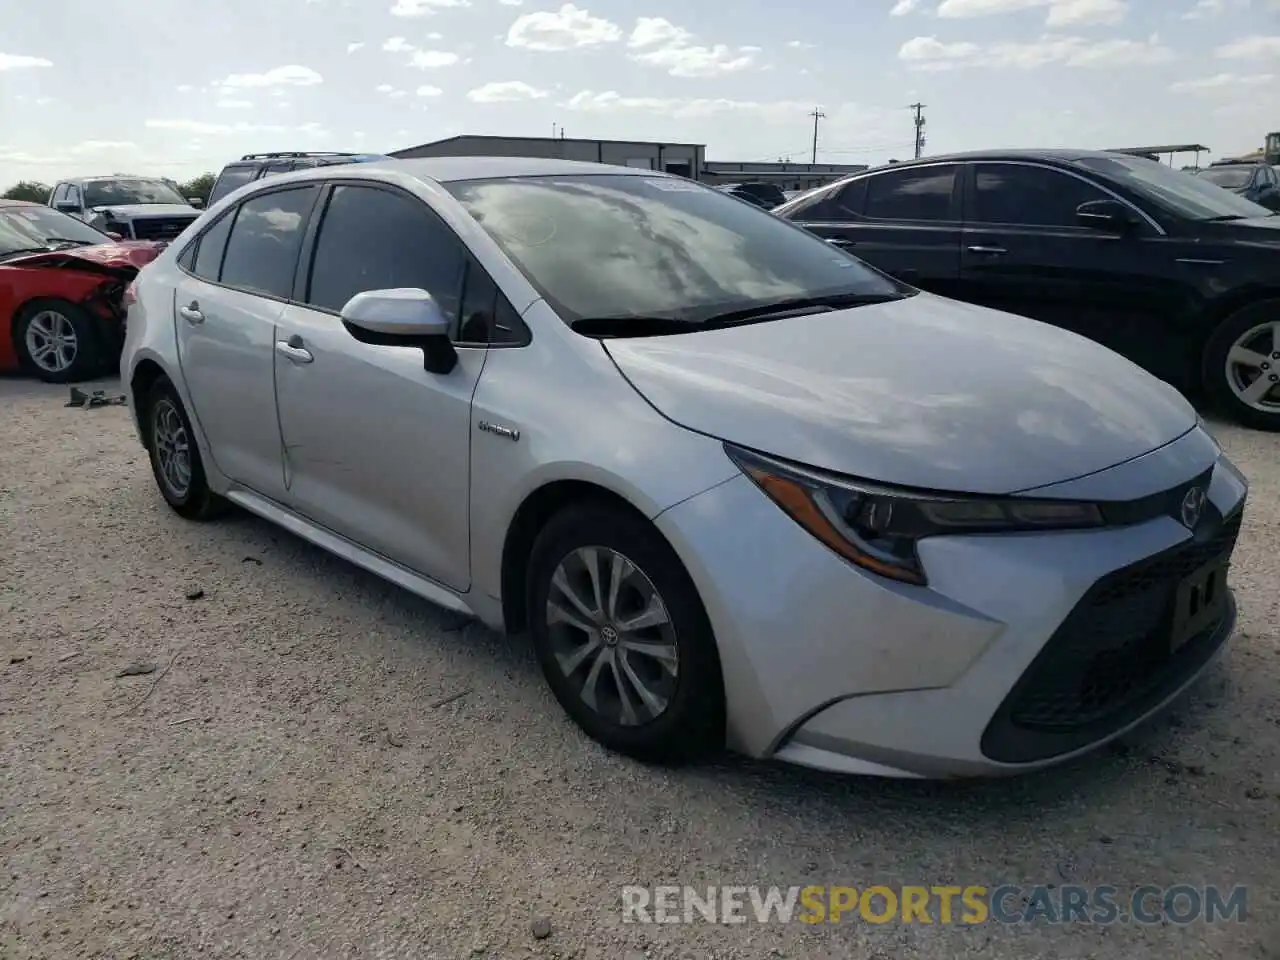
[[1, 375, 1277, 960]]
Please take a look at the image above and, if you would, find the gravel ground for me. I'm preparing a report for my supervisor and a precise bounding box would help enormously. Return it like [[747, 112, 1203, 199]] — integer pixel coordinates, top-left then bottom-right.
[[1, 374, 1278, 960]]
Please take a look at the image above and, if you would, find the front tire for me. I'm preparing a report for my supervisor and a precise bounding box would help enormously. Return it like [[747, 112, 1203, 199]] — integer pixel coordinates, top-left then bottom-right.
[[143, 377, 226, 520], [1202, 301, 1280, 431], [526, 502, 725, 764], [13, 299, 102, 383]]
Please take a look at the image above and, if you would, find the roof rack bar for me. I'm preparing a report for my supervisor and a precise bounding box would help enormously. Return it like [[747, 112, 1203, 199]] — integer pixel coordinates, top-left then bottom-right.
[[238, 151, 362, 160]]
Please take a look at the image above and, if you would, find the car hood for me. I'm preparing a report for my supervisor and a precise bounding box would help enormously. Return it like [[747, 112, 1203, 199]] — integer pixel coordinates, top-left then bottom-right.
[[91, 204, 198, 219], [603, 293, 1197, 494], [5, 241, 164, 274]]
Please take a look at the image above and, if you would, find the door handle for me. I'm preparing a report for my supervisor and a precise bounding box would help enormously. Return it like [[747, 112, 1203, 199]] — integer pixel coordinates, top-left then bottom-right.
[[825, 237, 856, 248], [966, 245, 1007, 255], [275, 340, 314, 364], [179, 302, 204, 324]]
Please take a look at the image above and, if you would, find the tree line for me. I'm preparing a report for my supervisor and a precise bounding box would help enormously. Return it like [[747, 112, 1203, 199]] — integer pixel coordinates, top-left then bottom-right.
[[1, 173, 217, 205]]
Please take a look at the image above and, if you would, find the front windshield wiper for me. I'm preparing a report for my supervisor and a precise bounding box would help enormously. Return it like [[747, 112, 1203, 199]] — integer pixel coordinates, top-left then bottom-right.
[[569, 316, 698, 338], [0, 246, 53, 260], [697, 290, 913, 328]]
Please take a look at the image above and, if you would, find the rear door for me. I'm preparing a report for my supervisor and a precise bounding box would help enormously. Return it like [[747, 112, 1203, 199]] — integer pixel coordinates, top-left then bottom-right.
[[957, 161, 1184, 372], [173, 184, 321, 500], [786, 164, 964, 296]]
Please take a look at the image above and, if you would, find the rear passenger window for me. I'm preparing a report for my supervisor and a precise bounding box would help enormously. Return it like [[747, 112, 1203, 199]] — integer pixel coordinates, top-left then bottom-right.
[[208, 166, 257, 205], [304, 184, 465, 321], [864, 165, 957, 221], [219, 187, 318, 299], [190, 211, 235, 280]]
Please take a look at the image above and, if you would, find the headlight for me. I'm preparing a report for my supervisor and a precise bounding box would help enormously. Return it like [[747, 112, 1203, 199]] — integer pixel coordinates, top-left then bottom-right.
[[725, 444, 1105, 586]]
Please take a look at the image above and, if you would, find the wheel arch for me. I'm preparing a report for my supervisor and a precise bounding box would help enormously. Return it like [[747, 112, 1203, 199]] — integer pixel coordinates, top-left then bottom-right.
[[499, 479, 663, 635], [1200, 287, 1280, 350]]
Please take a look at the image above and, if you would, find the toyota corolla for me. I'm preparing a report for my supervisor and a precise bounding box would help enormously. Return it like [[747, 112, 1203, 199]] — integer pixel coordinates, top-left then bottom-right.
[[121, 157, 1248, 778]]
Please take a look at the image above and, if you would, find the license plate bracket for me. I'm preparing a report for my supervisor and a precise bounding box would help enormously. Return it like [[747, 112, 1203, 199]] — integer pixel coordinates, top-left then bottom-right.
[[1170, 558, 1228, 653]]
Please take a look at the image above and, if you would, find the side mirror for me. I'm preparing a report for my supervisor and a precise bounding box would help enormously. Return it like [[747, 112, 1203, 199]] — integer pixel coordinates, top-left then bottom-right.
[[1076, 199, 1133, 233], [187, 197, 204, 208], [340, 288, 458, 374], [105, 231, 124, 241], [54, 201, 79, 214]]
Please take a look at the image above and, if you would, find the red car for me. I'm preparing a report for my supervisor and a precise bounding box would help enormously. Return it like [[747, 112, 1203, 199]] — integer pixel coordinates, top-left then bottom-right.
[[0, 199, 166, 382]]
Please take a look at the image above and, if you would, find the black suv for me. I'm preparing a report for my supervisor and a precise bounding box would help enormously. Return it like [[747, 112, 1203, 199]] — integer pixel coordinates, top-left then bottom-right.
[[774, 149, 1280, 430], [208, 152, 392, 207], [1196, 161, 1280, 210]]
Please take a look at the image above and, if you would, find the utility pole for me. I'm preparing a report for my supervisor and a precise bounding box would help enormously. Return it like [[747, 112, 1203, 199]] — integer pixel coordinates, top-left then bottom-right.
[[909, 102, 927, 159], [809, 107, 825, 164]]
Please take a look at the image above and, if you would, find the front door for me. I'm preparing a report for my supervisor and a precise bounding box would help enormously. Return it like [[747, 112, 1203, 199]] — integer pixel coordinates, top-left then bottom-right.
[[956, 161, 1190, 383], [172, 185, 321, 501], [272, 181, 484, 591]]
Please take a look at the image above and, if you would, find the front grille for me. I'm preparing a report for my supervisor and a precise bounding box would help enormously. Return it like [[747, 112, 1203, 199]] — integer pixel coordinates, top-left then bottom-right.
[[130, 216, 198, 241], [981, 508, 1243, 764]]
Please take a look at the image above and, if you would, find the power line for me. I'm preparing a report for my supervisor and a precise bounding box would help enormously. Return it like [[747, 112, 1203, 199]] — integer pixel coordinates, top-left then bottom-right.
[[809, 106, 826, 164], [908, 102, 927, 159]]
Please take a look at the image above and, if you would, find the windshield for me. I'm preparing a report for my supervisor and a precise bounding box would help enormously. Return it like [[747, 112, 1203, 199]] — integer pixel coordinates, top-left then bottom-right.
[[83, 178, 187, 208], [1073, 155, 1271, 220], [445, 174, 901, 326], [1197, 167, 1252, 189], [0, 206, 111, 250]]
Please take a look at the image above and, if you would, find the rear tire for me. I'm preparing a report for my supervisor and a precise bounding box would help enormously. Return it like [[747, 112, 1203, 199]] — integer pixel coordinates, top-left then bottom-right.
[[526, 502, 725, 764], [143, 376, 227, 521], [13, 299, 102, 384], [1202, 301, 1280, 431]]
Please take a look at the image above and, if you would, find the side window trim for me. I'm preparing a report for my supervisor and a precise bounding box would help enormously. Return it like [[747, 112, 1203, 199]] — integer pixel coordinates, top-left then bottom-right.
[[178, 205, 240, 283], [861, 162, 962, 223], [962, 160, 1166, 236], [176, 184, 320, 301]]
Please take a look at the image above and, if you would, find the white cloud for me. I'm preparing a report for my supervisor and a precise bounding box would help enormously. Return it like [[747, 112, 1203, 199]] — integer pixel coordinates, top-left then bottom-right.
[[899, 32, 1171, 69], [176, 84, 195, 93], [144, 119, 321, 136], [890, 0, 920, 12], [427, 31, 444, 38], [1171, 71, 1274, 92], [383, 36, 414, 51], [376, 83, 395, 92], [409, 49, 460, 67], [1183, 0, 1247, 16], [416, 84, 443, 96], [0, 53, 53, 70], [467, 80, 549, 102], [390, 0, 469, 15], [936, 0, 1128, 25], [69, 140, 137, 155], [217, 99, 254, 109], [347, 41, 365, 53], [1216, 35, 1280, 58], [506, 4, 622, 51], [786, 39, 815, 48], [626, 17, 759, 77], [218, 65, 323, 88]]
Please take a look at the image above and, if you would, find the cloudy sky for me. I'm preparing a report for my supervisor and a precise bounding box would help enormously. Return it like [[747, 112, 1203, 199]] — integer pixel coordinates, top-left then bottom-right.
[[2, 0, 1278, 188]]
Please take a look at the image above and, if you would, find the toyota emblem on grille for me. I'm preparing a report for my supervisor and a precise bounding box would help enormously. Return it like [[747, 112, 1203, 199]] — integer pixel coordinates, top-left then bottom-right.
[[1179, 485, 1207, 530]]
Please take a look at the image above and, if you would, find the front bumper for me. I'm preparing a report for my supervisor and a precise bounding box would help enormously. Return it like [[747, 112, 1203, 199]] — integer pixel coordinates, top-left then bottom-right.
[[654, 429, 1247, 778]]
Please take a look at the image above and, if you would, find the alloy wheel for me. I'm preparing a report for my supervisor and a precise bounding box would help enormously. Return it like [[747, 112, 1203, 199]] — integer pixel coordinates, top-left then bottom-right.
[[544, 546, 679, 727], [24, 310, 78, 374], [1225, 321, 1280, 412], [151, 398, 192, 498]]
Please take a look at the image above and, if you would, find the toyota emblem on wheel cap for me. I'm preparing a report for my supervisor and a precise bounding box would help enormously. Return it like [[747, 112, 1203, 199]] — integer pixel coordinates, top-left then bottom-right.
[[1180, 485, 1207, 530]]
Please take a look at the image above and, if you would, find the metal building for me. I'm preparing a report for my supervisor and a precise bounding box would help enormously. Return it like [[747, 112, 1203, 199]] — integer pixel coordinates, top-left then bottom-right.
[[390, 135, 704, 179], [388, 135, 869, 189]]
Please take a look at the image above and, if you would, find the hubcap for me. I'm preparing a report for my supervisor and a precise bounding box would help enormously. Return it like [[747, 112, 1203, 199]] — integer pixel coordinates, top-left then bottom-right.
[[544, 546, 679, 727], [151, 399, 192, 498], [24, 310, 78, 373], [1225, 321, 1280, 412]]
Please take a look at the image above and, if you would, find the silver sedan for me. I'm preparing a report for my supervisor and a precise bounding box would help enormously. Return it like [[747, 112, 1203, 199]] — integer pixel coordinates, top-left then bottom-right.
[[121, 156, 1248, 778]]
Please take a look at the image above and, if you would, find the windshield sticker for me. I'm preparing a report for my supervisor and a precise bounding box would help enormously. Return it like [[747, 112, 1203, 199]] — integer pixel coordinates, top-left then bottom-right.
[[645, 179, 702, 192]]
